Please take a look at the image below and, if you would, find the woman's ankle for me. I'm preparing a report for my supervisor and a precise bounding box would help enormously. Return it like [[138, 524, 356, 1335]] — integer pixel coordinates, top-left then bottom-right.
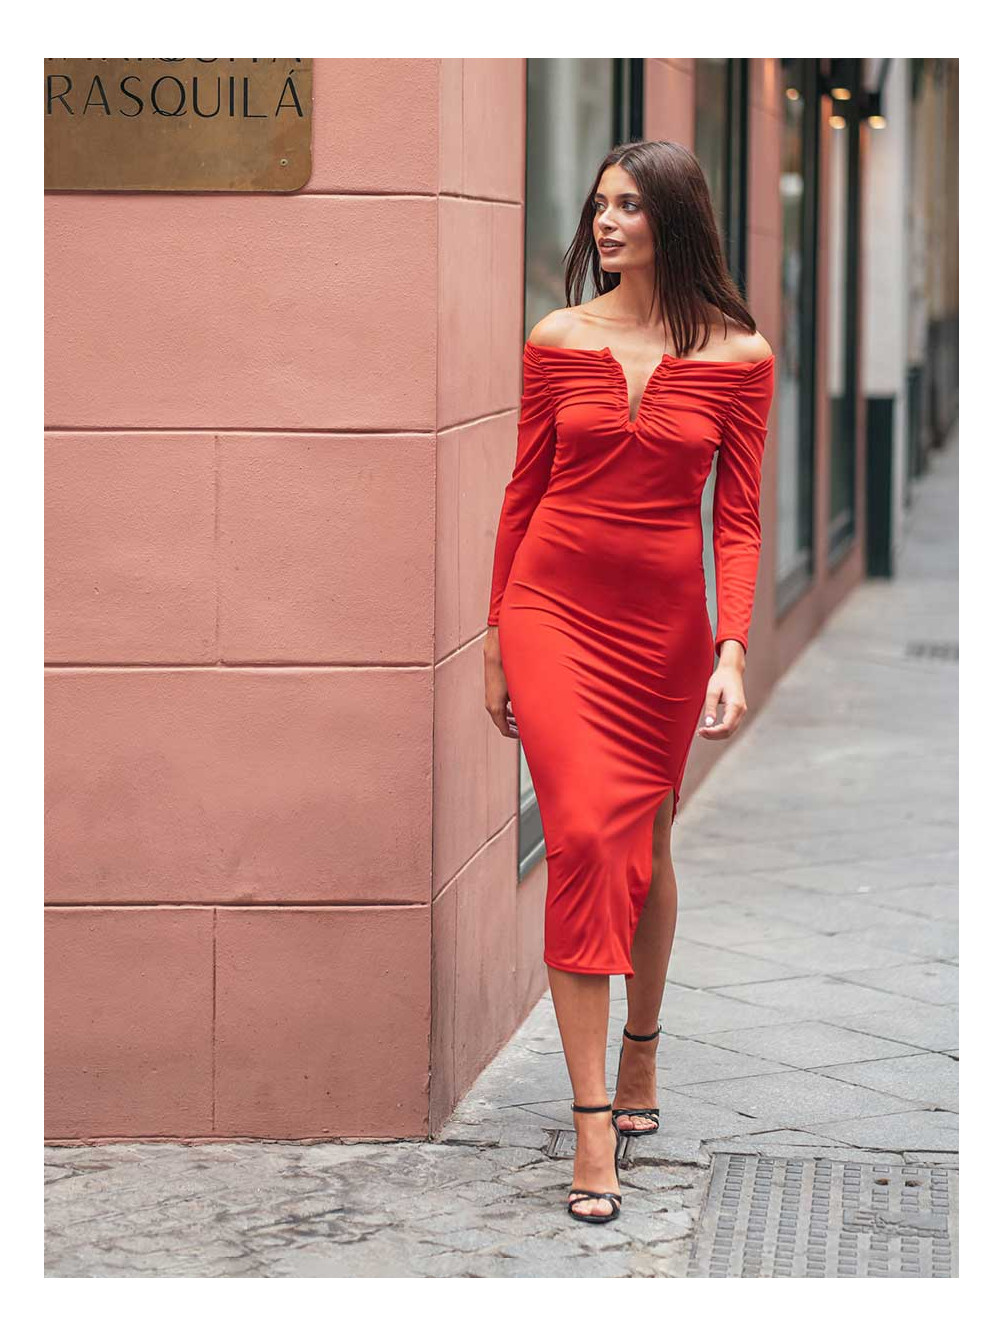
[[624, 1021, 661, 1038]]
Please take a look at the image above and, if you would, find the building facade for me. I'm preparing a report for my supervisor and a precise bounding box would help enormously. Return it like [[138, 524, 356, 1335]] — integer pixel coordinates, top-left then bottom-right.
[[44, 57, 958, 1141]]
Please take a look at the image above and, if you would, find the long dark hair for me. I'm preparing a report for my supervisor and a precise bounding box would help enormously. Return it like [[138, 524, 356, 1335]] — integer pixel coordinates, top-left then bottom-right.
[[563, 139, 757, 358]]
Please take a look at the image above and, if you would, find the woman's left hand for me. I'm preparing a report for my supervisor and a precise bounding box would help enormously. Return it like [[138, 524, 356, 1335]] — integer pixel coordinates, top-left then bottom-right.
[[697, 661, 747, 740]]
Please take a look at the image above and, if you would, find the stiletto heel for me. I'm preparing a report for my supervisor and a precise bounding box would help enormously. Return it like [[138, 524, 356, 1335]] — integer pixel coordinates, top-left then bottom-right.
[[612, 1024, 662, 1137], [567, 1102, 622, 1224]]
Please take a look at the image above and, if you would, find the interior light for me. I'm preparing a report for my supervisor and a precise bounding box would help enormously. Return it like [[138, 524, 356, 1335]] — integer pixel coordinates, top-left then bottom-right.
[[862, 90, 886, 129]]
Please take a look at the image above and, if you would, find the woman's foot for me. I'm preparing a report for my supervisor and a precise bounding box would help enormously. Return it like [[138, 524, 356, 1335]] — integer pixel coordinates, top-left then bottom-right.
[[612, 1027, 661, 1134], [567, 1106, 621, 1220]]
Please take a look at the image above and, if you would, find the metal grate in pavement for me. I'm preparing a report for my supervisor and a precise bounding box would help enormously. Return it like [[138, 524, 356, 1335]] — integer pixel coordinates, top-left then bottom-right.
[[546, 1129, 577, 1160], [687, 1155, 958, 1278], [546, 1128, 636, 1165]]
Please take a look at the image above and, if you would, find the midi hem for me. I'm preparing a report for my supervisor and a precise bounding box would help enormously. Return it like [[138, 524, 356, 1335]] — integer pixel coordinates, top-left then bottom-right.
[[542, 956, 630, 977]]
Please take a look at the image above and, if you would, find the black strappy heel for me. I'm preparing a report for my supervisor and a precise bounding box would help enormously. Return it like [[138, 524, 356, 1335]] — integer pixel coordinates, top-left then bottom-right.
[[611, 1024, 662, 1137], [566, 1102, 622, 1224]]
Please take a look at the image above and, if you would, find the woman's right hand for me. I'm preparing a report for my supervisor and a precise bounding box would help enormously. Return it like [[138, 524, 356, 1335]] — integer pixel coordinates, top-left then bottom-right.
[[484, 628, 519, 739]]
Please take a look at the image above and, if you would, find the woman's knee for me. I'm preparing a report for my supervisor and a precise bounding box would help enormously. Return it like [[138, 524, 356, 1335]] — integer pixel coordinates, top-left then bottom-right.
[[557, 818, 606, 866]]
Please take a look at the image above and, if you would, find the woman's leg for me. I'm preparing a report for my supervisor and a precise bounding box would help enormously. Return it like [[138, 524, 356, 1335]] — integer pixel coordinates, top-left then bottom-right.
[[548, 966, 620, 1218], [613, 788, 678, 1132]]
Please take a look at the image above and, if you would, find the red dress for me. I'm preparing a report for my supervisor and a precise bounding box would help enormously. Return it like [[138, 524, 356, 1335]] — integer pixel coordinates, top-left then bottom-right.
[[487, 340, 775, 977]]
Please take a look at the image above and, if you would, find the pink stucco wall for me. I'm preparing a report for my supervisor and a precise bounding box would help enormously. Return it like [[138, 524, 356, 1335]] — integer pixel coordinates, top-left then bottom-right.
[[45, 58, 537, 1141]]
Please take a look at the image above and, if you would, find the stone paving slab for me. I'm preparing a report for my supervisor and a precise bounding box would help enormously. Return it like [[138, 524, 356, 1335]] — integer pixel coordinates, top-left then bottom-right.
[[618, 984, 793, 1036], [847, 917, 958, 959], [759, 821, 958, 866], [717, 883, 930, 934], [727, 929, 927, 975], [675, 905, 835, 949], [663, 838, 823, 876], [512, 1092, 781, 1143], [664, 1068, 924, 1124], [836, 961, 959, 1007], [44, 431, 959, 1278], [813, 1053, 959, 1111], [862, 884, 958, 920], [748, 855, 957, 898], [832, 1003, 959, 1052], [702, 1127, 888, 1154], [761, 850, 957, 897], [796, 1110, 958, 1154], [635, 1034, 792, 1084], [697, 1020, 923, 1068], [709, 975, 919, 1020], [666, 939, 809, 987]]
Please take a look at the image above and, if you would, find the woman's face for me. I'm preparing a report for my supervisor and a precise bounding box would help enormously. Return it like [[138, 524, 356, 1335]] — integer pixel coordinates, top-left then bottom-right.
[[593, 164, 654, 271]]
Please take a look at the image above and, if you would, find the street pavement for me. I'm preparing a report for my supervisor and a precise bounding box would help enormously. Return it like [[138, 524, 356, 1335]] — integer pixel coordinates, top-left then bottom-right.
[[45, 427, 958, 1278]]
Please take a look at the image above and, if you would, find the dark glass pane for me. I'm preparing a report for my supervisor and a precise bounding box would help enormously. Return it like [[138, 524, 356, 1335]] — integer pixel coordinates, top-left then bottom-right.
[[776, 63, 813, 589], [694, 58, 730, 243]]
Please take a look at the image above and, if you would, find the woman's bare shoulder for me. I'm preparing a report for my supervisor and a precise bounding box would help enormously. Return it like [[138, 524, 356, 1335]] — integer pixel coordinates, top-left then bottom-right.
[[527, 301, 615, 349], [717, 317, 773, 362], [526, 309, 582, 350], [731, 330, 773, 362]]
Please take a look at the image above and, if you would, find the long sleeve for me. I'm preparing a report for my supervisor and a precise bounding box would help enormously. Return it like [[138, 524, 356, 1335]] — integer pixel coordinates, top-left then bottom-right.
[[486, 343, 558, 626], [712, 355, 775, 656]]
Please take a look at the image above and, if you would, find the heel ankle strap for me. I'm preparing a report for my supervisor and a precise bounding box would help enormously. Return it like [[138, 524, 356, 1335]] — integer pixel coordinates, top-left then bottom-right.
[[571, 1101, 613, 1114], [623, 1023, 662, 1043]]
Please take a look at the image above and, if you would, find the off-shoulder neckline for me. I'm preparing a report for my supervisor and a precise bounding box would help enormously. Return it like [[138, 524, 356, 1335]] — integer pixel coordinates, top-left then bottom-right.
[[525, 340, 775, 368]]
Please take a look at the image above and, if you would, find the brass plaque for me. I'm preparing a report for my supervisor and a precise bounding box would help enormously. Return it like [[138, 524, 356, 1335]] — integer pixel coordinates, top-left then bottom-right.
[[45, 59, 312, 192]]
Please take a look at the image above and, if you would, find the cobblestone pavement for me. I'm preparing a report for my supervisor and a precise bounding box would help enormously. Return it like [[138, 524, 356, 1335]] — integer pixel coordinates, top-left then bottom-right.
[[45, 429, 958, 1278]]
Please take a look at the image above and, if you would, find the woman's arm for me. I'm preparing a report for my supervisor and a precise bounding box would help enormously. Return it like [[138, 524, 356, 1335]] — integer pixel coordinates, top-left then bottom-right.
[[485, 341, 559, 627], [699, 349, 774, 741], [711, 352, 776, 660]]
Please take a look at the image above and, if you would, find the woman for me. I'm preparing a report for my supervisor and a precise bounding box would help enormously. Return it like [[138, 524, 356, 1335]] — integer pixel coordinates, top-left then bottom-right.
[[483, 139, 775, 1224]]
